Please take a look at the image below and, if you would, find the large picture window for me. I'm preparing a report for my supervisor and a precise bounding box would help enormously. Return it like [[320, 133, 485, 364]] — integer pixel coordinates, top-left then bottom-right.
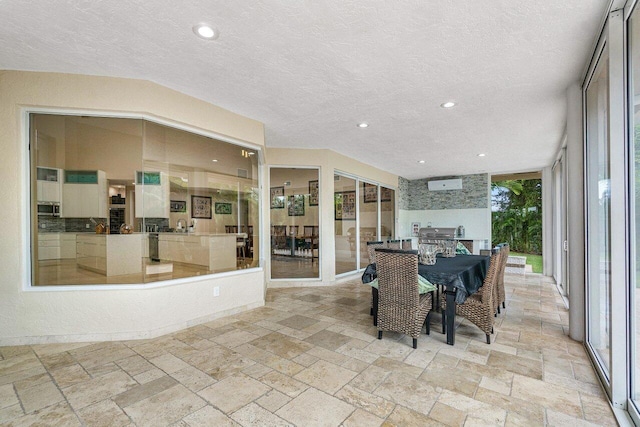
[[30, 114, 260, 286]]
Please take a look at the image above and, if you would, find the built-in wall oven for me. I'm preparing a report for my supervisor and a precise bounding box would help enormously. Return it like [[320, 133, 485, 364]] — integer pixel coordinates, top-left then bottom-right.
[[37, 202, 60, 217]]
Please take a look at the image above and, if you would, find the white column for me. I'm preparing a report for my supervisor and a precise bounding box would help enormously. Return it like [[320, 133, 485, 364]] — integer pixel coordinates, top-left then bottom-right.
[[541, 166, 553, 276], [566, 82, 585, 342]]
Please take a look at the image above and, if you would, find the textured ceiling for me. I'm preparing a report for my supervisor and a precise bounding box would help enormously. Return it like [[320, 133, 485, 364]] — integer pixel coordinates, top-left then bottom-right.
[[0, 1, 606, 179]]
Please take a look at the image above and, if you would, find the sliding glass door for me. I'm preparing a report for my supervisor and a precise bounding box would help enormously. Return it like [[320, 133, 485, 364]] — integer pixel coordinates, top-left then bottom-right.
[[269, 168, 320, 280], [585, 44, 611, 377], [334, 173, 395, 275], [334, 174, 357, 275], [359, 181, 379, 269], [630, 3, 640, 412]]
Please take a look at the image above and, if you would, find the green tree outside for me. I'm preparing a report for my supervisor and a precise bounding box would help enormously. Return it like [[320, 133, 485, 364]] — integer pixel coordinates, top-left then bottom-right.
[[492, 179, 542, 255]]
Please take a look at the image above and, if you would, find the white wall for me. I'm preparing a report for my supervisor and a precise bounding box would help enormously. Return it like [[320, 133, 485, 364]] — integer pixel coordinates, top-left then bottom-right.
[[0, 70, 265, 345], [397, 208, 491, 241]]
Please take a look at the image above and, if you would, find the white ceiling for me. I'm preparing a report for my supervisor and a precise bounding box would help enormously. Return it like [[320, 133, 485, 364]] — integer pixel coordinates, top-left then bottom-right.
[[0, 1, 606, 179]]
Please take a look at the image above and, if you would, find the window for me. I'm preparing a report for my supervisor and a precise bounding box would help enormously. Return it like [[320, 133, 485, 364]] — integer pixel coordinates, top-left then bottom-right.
[[630, 3, 640, 410], [585, 45, 612, 377], [334, 172, 395, 275], [269, 167, 320, 279], [30, 114, 260, 285]]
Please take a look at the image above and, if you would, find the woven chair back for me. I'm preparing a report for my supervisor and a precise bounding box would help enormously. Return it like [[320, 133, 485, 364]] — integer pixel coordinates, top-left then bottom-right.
[[479, 253, 500, 304], [387, 240, 401, 250], [366, 241, 386, 263], [376, 249, 419, 307], [496, 244, 510, 307]]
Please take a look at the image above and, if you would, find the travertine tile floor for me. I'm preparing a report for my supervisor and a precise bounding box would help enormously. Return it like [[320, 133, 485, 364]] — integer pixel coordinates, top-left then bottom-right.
[[0, 273, 618, 426]]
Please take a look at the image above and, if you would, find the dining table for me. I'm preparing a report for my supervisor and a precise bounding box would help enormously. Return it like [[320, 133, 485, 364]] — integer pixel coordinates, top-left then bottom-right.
[[362, 254, 490, 345]]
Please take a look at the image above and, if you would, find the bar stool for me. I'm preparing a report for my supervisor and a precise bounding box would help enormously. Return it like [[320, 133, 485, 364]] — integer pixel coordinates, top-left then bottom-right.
[[237, 233, 248, 266]]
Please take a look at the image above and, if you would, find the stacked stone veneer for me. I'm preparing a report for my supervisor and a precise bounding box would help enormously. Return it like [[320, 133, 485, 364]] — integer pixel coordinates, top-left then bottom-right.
[[399, 173, 488, 210], [398, 177, 411, 210]]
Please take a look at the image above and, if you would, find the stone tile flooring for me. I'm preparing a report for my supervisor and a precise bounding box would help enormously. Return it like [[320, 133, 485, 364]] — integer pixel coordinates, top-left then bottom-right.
[[0, 273, 618, 426]]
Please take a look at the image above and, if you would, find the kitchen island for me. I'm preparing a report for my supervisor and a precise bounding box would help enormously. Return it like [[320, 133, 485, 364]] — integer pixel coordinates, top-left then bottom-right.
[[75, 232, 237, 277], [157, 232, 236, 272], [76, 234, 142, 276]]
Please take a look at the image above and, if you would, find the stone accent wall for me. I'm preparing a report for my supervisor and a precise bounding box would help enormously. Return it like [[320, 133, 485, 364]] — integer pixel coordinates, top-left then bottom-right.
[[398, 176, 410, 210], [399, 173, 488, 210]]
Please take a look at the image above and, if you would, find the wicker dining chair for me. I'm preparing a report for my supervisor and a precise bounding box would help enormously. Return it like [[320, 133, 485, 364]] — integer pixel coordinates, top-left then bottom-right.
[[493, 244, 510, 315], [401, 239, 412, 250], [387, 239, 401, 249], [367, 241, 387, 317], [497, 243, 509, 311], [376, 248, 433, 349], [441, 253, 499, 344]]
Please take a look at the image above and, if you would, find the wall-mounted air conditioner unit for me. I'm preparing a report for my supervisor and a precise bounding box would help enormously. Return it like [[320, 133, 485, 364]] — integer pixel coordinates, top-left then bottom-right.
[[427, 178, 462, 191]]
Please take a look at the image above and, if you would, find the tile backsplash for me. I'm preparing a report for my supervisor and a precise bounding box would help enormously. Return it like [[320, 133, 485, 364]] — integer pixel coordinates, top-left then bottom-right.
[[37, 216, 65, 232], [64, 218, 108, 232], [38, 217, 108, 232]]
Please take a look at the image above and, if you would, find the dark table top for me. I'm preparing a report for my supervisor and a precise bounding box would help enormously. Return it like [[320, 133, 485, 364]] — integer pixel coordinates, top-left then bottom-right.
[[362, 254, 490, 304]]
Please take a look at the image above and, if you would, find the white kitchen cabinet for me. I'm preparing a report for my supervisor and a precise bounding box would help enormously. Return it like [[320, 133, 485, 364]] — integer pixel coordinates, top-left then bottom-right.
[[37, 233, 77, 260], [38, 234, 60, 260], [36, 167, 62, 203], [60, 233, 77, 259], [135, 171, 169, 218], [76, 234, 105, 272], [62, 170, 107, 218], [158, 234, 208, 266]]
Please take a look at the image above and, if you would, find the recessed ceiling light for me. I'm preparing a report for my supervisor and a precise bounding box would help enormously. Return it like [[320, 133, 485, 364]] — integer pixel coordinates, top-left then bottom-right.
[[212, 159, 218, 162], [357, 122, 369, 128], [193, 24, 219, 40], [478, 153, 486, 157], [441, 102, 456, 108], [418, 160, 426, 164]]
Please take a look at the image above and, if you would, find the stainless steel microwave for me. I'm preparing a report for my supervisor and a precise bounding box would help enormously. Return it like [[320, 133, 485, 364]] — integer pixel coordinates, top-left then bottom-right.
[[37, 202, 60, 217]]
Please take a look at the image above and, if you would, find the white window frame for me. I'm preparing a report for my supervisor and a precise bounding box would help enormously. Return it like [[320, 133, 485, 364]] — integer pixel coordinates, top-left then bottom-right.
[[23, 107, 264, 292], [267, 165, 322, 282]]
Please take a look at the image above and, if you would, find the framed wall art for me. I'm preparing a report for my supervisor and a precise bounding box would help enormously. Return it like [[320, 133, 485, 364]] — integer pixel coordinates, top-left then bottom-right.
[[288, 194, 305, 216], [381, 187, 393, 202], [363, 182, 378, 203], [411, 222, 421, 237], [214, 202, 232, 215], [270, 186, 285, 209], [335, 191, 356, 220], [308, 180, 319, 206], [191, 195, 212, 219]]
